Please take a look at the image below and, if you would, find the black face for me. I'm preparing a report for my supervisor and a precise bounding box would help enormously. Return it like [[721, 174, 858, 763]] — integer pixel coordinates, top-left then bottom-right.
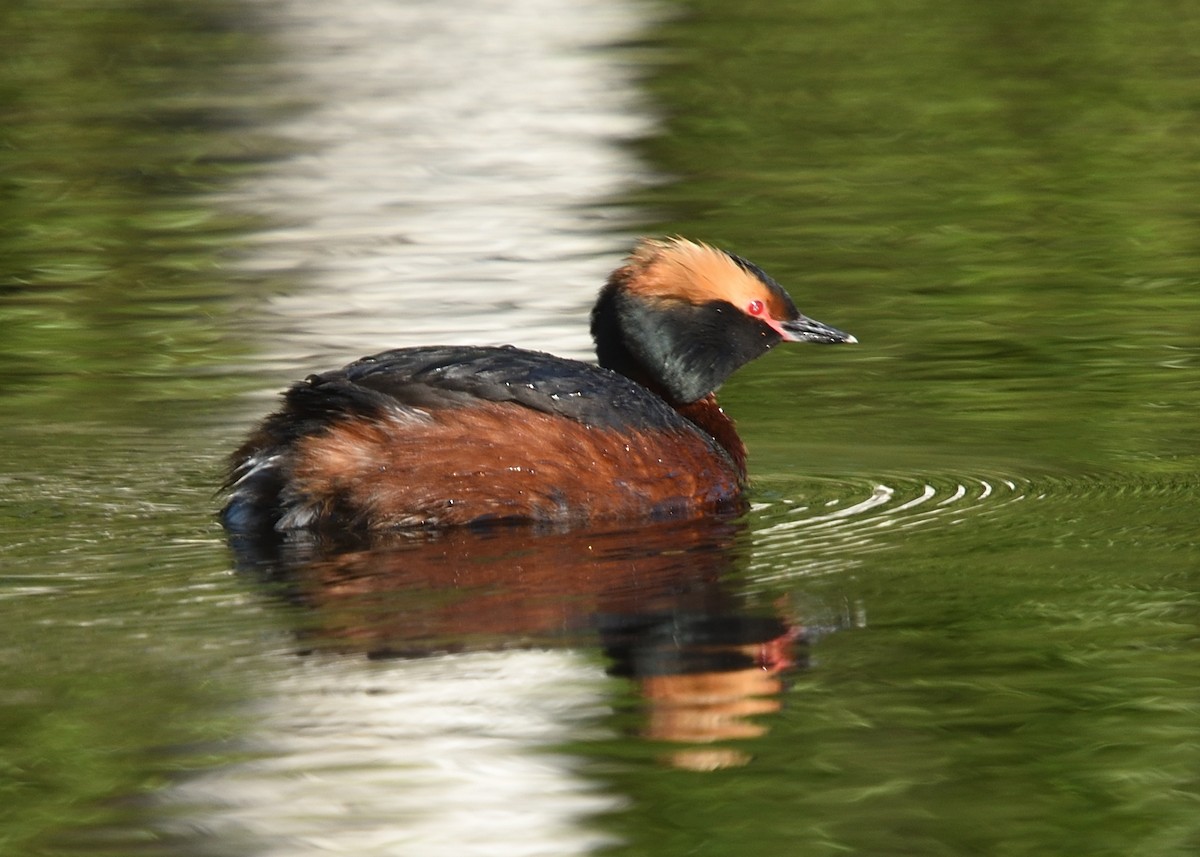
[[593, 287, 782, 405]]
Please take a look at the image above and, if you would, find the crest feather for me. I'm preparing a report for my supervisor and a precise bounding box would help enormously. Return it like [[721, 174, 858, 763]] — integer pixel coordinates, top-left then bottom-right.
[[620, 237, 795, 319]]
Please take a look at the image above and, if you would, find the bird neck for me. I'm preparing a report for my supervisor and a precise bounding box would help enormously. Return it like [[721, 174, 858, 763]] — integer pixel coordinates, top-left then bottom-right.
[[673, 394, 748, 480], [590, 283, 778, 406]]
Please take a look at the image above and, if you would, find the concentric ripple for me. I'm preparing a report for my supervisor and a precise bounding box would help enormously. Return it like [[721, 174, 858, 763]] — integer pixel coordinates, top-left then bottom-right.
[[747, 472, 1037, 582]]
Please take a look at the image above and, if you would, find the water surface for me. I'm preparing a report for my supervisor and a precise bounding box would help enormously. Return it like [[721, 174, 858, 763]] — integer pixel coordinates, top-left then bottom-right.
[[2, 0, 1198, 855]]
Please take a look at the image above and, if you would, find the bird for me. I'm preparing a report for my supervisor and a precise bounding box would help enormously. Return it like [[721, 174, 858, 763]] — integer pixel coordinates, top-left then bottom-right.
[[221, 237, 854, 533]]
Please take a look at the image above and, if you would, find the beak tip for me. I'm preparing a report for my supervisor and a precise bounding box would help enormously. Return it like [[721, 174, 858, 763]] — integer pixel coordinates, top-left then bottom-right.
[[777, 316, 857, 345]]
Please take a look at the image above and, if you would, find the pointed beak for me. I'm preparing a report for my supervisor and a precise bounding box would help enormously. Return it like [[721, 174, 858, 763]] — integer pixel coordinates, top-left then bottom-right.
[[778, 315, 857, 344]]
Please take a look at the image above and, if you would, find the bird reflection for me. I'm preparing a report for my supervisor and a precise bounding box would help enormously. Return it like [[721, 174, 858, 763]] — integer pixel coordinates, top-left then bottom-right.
[[228, 516, 808, 769]]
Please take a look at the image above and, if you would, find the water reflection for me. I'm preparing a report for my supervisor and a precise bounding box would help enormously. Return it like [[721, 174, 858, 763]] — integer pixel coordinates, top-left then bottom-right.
[[167, 518, 821, 853], [231, 518, 805, 763], [229, 0, 658, 372], [167, 648, 620, 857]]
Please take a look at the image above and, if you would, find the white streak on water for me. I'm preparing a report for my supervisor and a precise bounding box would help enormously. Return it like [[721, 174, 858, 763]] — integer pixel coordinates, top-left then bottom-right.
[[889, 483, 937, 513], [229, 0, 657, 372], [760, 484, 895, 535], [168, 651, 621, 856], [202, 0, 654, 852], [747, 474, 1033, 587], [937, 483, 967, 505]]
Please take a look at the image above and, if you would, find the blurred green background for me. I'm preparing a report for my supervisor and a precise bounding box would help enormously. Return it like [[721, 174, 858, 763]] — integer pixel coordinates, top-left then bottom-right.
[[1, 0, 1197, 854]]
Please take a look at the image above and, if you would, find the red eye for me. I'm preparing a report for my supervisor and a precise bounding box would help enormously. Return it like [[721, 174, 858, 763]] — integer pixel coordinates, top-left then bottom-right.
[[747, 299, 765, 316]]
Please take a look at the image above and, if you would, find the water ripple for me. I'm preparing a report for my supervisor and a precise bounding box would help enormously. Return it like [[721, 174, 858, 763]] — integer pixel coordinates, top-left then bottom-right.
[[748, 472, 1035, 581]]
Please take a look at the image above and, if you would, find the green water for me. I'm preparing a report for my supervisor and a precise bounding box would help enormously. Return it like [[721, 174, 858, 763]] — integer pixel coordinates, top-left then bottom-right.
[[2, 0, 1198, 855]]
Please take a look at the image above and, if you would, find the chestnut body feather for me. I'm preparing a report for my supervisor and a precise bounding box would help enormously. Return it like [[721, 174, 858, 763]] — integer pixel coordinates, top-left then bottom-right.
[[222, 239, 854, 532]]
